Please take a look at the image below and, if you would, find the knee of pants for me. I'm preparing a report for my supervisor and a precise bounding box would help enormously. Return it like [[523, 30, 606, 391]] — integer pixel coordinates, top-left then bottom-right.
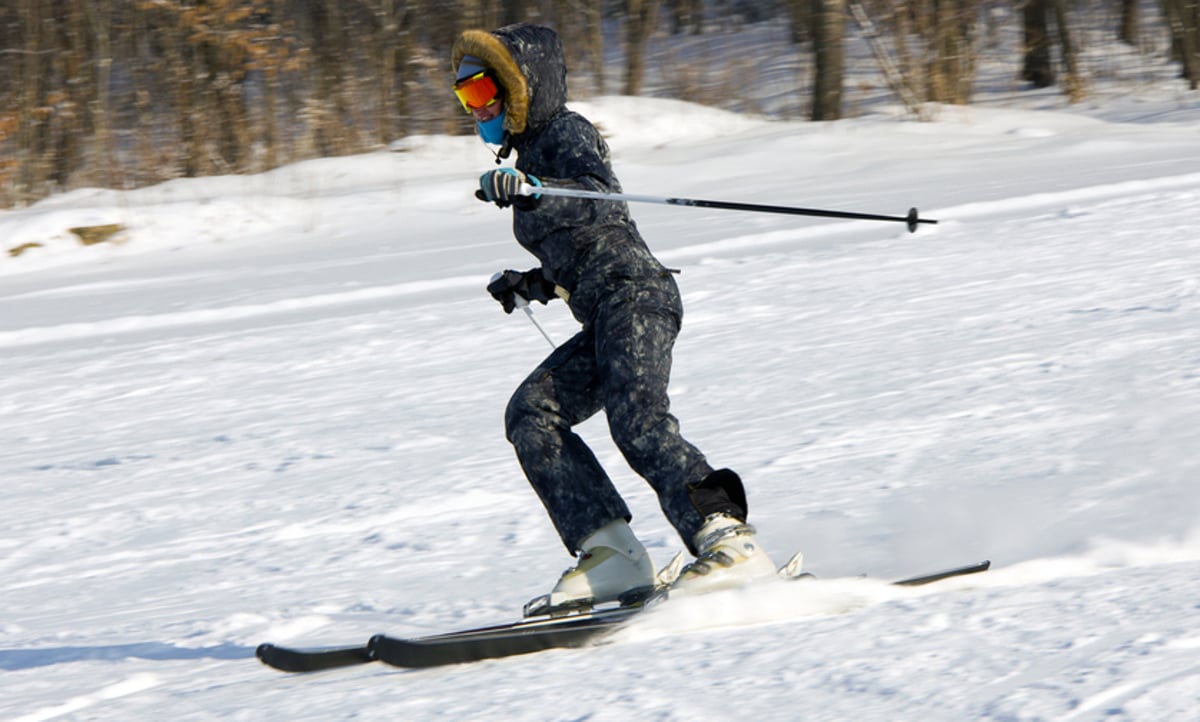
[[504, 382, 551, 444]]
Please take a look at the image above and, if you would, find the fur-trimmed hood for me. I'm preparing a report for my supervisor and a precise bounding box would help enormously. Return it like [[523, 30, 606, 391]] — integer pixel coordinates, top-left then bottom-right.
[[451, 24, 567, 138]]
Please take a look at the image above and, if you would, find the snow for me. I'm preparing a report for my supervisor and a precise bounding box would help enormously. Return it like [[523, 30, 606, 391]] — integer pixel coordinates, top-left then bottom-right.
[[4, 51, 1200, 722]]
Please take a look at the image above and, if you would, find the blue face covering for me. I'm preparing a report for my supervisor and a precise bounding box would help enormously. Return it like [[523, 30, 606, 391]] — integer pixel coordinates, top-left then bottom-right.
[[477, 110, 506, 145]]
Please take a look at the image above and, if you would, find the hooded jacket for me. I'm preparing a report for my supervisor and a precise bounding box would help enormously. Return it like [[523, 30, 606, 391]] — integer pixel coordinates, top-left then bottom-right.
[[452, 24, 673, 325]]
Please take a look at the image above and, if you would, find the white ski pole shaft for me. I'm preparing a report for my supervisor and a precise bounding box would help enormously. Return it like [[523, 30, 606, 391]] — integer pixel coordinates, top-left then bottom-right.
[[520, 182, 683, 209], [515, 295, 556, 348], [492, 272, 555, 348]]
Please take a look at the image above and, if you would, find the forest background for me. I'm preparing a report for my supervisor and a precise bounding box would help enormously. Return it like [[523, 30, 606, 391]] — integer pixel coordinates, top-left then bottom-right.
[[2, 0, 1198, 210]]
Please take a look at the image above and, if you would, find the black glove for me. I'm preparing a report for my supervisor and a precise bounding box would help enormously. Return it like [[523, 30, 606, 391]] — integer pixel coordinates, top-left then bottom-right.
[[487, 269, 557, 314], [476, 168, 540, 208]]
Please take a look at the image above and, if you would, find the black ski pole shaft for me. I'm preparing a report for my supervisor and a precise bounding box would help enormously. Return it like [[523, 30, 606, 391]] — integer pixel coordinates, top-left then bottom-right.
[[520, 183, 937, 233]]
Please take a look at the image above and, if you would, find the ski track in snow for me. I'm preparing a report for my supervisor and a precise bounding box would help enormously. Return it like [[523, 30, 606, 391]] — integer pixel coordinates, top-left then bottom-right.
[[2, 97, 1200, 720]]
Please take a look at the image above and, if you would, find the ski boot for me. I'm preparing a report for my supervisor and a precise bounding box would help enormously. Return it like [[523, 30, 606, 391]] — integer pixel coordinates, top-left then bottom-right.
[[671, 513, 777, 595], [523, 519, 656, 618]]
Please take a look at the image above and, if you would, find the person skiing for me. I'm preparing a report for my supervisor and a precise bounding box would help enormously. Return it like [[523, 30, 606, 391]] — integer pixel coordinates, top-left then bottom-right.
[[452, 24, 775, 613]]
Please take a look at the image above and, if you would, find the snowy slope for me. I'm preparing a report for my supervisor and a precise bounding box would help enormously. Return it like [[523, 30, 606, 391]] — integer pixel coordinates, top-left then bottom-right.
[[3, 93, 1200, 720]]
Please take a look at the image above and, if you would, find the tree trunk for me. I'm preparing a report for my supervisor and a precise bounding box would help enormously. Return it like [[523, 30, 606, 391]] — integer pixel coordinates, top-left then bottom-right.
[[811, 0, 845, 121], [849, 1, 924, 116], [374, 0, 397, 145], [310, 0, 351, 156], [1163, 0, 1200, 88], [624, 0, 660, 96], [17, 0, 45, 196], [1119, 0, 1139, 44], [667, 0, 703, 35], [178, 40, 204, 177], [927, 0, 976, 104], [54, 0, 92, 187], [786, 0, 811, 44], [1023, 0, 1055, 88], [85, 0, 118, 187], [200, 38, 247, 171], [1053, 0, 1086, 101], [588, 0, 609, 95]]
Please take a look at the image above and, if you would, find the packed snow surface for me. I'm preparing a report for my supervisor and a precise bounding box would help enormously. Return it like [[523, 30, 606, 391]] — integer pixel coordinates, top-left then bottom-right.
[[4, 92, 1200, 719]]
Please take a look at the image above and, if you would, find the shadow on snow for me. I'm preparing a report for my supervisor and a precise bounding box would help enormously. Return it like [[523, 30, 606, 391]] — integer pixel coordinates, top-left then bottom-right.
[[0, 641, 256, 670]]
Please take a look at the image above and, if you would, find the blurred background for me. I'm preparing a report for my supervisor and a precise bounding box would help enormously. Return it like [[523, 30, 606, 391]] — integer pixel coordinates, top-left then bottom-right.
[[2, 0, 1197, 210]]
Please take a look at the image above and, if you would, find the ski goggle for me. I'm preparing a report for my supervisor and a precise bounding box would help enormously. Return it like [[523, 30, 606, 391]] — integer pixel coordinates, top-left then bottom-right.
[[453, 71, 500, 112]]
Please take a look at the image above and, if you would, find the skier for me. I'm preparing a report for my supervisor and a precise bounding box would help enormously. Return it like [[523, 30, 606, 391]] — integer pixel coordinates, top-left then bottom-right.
[[452, 24, 776, 612]]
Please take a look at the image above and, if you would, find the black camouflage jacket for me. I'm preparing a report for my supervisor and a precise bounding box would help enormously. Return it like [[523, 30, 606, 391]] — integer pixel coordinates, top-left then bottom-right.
[[453, 24, 672, 325]]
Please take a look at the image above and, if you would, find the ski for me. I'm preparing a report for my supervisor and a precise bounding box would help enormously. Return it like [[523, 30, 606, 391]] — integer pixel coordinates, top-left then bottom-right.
[[255, 641, 374, 672], [370, 603, 646, 668], [255, 604, 647, 673], [256, 559, 990, 672], [893, 559, 991, 586]]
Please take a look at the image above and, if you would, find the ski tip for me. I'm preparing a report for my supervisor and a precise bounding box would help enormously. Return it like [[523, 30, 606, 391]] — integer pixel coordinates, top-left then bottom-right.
[[255, 643, 296, 671], [960, 560, 991, 575], [777, 551, 805, 579], [256, 641, 377, 672], [893, 560, 992, 587], [655, 552, 685, 587]]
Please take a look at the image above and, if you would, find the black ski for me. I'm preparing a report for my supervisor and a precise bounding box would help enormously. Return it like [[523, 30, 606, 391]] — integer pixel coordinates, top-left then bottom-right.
[[255, 605, 644, 673], [256, 642, 374, 672], [893, 559, 991, 586], [370, 604, 644, 668], [256, 559, 990, 672]]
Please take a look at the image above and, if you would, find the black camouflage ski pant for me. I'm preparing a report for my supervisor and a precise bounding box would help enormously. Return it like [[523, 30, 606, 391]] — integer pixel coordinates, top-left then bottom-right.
[[504, 276, 713, 554]]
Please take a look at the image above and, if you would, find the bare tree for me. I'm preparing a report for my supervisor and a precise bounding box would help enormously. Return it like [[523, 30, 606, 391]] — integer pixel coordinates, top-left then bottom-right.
[[1023, 0, 1055, 87], [13, 0, 54, 195], [667, 0, 704, 35], [1021, 0, 1084, 99], [811, 0, 845, 120], [3, 0, 1197, 212], [1052, 0, 1085, 101], [926, 0, 977, 104], [624, 0, 661, 95], [784, 0, 811, 45], [1163, 0, 1200, 88], [1120, 0, 1140, 44], [848, 2, 925, 117], [84, 0, 120, 188], [586, 0, 607, 95]]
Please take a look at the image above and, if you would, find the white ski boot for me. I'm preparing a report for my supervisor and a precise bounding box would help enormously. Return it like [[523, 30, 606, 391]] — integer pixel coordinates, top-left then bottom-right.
[[672, 514, 777, 595], [523, 519, 656, 617]]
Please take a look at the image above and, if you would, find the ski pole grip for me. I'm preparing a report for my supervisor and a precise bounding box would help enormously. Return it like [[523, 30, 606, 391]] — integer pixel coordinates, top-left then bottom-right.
[[490, 271, 530, 308]]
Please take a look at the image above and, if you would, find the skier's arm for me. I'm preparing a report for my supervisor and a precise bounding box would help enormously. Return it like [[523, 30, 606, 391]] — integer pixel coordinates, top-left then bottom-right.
[[515, 116, 622, 225]]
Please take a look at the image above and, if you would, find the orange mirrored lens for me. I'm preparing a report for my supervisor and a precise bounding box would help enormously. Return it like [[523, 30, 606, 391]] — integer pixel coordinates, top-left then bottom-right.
[[454, 72, 499, 111]]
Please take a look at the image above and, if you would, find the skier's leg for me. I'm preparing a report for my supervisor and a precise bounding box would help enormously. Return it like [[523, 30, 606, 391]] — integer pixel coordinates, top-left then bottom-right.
[[507, 330, 656, 611], [505, 329, 631, 553], [595, 277, 774, 592], [593, 281, 733, 552]]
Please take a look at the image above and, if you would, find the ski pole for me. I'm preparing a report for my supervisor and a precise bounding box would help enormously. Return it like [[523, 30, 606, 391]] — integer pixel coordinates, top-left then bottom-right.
[[491, 272, 556, 348], [515, 296, 556, 348], [520, 183, 936, 233]]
